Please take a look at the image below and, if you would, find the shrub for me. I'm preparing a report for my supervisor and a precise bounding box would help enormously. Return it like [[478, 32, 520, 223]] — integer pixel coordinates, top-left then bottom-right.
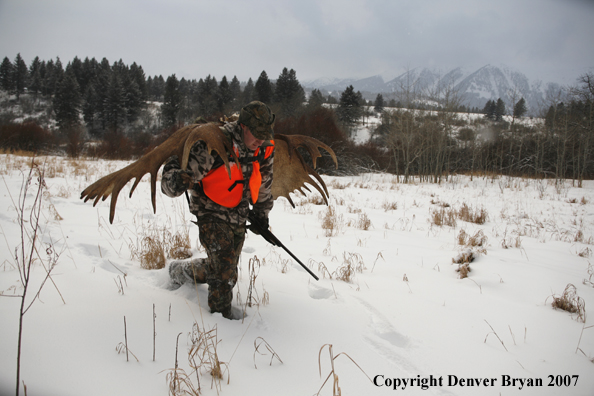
[[0, 122, 54, 152]]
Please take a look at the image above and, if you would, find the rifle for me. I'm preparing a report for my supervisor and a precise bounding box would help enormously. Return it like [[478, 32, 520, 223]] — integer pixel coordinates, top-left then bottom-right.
[[248, 212, 319, 281]]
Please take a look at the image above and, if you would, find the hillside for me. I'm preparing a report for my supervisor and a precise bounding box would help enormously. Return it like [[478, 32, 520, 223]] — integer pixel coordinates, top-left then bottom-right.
[[303, 64, 565, 116]]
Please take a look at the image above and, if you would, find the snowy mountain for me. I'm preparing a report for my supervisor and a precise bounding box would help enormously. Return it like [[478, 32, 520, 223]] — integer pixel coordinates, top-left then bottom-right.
[[303, 64, 565, 116]]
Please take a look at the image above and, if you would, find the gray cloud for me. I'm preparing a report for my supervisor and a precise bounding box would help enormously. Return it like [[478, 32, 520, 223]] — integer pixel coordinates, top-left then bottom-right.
[[0, 0, 592, 84]]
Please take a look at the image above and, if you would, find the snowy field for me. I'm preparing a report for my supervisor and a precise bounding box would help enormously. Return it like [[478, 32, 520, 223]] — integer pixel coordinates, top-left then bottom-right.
[[1, 153, 594, 396]]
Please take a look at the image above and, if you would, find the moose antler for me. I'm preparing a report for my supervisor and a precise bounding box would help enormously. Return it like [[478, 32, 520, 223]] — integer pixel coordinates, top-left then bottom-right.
[[81, 124, 337, 223], [271, 134, 338, 207], [80, 122, 238, 223]]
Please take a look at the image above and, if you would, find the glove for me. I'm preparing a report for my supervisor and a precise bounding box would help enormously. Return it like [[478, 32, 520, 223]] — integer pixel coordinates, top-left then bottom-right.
[[248, 211, 269, 235], [175, 169, 195, 189]]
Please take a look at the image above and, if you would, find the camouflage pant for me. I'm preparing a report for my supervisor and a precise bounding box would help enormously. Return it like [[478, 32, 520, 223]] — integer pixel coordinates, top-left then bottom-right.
[[172, 220, 243, 318]]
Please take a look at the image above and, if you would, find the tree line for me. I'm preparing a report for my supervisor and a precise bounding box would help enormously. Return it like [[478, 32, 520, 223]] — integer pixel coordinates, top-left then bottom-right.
[[369, 74, 593, 185], [1, 53, 593, 182]]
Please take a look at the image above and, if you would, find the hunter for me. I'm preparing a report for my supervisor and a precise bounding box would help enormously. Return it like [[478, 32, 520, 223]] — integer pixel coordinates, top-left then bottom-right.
[[162, 101, 275, 320]]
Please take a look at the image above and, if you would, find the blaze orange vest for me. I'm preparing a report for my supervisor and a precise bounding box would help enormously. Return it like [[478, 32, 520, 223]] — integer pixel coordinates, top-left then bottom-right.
[[201, 141, 274, 208]]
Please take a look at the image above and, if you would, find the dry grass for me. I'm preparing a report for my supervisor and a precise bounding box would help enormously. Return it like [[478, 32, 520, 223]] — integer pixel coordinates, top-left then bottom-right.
[[188, 323, 228, 383], [456, 263, 471, 279], [501, 234, 523, 249], [320, 206, 343, 237], [137, 236, 166, 269], [453, 250, 475, 264], [550, 284, 586, 323], [430, 198, 450, 207], [297, 193, 327, 206], [381, 200, 398, 211], [310, 259, 333, 279], [168, 231, 192, 260], [48, 203, 63, 221], [454, 230, 488, 279], [355, 212, 372, 230], [430, 207, 457, 227], [431, 202, 489, 228], [457, 203, 488, 224], [333, 252, 365, 283], [578, 247, 591, 258], [166, 323, 229, 395], [457, 229, 488, 250], [584, 263, 594, 287], [328, 179, 351, 190], [131, 227, 191, 270]]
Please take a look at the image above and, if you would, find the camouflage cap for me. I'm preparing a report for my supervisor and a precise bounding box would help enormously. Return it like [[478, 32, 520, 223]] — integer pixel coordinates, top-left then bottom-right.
[[238, 101, 275, 140]]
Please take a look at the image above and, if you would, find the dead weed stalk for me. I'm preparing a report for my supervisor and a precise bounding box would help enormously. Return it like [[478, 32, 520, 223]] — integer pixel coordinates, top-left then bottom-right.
[[316, 344, 371, 396], [253, 337, 283, 369], [246, 256, 265, 308], [166, 323, 229, 395]]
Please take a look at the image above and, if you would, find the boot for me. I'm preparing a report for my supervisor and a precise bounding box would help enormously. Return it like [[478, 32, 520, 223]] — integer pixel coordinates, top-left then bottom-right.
[[168, 258, 208, 288]]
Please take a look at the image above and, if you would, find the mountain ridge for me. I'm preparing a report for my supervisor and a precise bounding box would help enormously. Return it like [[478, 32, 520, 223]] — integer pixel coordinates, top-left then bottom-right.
[[302, 64, 565, 116]]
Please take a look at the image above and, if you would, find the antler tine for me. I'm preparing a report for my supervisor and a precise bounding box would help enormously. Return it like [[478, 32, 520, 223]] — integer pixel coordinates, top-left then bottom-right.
[[182, 124, 240, 177], [280, 134, 338, 170], [271, 134, 336, 208], [80, 122, 236, 224], [80, 125, 195, 223]]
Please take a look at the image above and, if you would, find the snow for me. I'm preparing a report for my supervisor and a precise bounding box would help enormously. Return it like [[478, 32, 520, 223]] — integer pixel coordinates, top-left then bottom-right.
[[1, 154, 594, 396]]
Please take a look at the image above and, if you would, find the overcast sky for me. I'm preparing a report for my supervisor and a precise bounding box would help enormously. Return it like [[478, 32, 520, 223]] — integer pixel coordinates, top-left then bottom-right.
[[0, 0, 592, 85]]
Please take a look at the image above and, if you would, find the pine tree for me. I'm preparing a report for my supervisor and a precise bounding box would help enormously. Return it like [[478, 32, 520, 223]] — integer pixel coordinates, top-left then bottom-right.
[[129, 62, 147, 101], [274, 67, 305, 118], [513, 97, 527, 118], [307, 89, 325, 110], [229, 76, 242, 111], [70, 56, 84, 91], [104, 72, 127, 131], [218, 76, 233, 113], [483, 100, 496, 120], [495, 98, 506, 121], [28, 57, 42, 97], [82, 83, 99, 132], [0, 56, 14, 92], [53, 67, 81, 130], [254, 71, 273, 104], [80, 57, 99, 97], [197, 75, 219, 117], [337, 85, 363, 125], [150, 75, 165, 101], [51, 57, 65, 96], [374, 93, 385, 113], [242, 78, 255, 104], [94, 59, 112, 129], [123, 77, 143, 123], [161, 74, 181, 127], [13, 53, 28, 99]]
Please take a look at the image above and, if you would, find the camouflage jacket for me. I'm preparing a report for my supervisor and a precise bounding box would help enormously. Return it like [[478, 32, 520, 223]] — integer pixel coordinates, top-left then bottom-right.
[[161, 121, 274, 225]]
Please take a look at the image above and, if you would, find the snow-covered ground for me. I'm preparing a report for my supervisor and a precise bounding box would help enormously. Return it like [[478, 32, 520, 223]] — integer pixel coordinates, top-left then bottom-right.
[[1, 154, 594, 396]]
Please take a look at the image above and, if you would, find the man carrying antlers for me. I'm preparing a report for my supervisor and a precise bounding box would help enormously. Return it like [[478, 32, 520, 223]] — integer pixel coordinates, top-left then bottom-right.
[[162, 101, 275, 320]]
